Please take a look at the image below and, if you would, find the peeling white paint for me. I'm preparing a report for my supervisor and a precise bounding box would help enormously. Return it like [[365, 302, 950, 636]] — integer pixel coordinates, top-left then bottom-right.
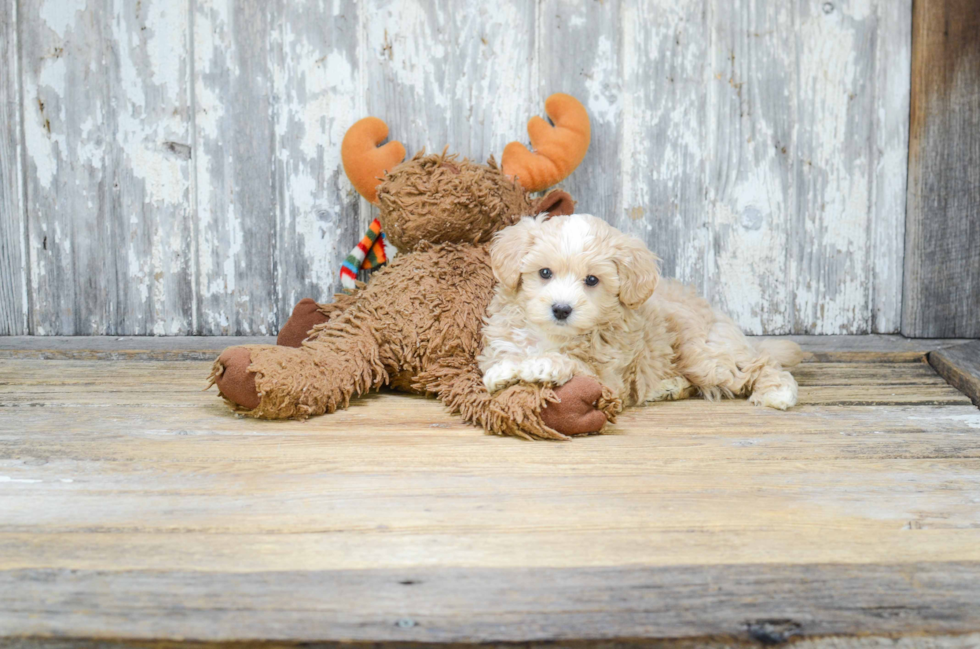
[[38, 0, 79, 38], [12, 0, 912, 336], [584, 36, 621, 126]]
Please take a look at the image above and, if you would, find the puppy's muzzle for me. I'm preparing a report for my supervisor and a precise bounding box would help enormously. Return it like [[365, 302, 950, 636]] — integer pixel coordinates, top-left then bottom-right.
[[552, 303, 573, 321]]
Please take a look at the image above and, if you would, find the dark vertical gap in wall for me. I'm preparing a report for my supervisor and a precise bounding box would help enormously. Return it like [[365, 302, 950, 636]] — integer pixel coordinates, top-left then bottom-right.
[[901, 0, 918, 338], [104, 0, 120, 334], [268, 0, 288, 334], [15, 0, 34, 334], [896, 1, 912, 336], [188, 0, 200, 335], [270, 0, 283, 333], [865, 2, 879, 334]]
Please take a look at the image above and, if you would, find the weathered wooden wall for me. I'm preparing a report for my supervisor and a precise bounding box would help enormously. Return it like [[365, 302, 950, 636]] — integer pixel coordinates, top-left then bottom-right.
[[903, 0, 980, 338], [0, 0, 912, 336]]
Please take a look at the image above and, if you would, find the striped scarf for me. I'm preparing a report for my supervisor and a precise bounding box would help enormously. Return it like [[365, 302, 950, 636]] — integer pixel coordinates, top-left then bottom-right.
[[339, 218, 396, 290]]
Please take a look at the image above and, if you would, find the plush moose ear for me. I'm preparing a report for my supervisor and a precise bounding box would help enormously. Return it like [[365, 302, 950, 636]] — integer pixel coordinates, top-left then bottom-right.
[[534, 190, 575, 217], [490, 217, 538, 290], [341, 117, 406, 204], [613, 232, 660, 309]]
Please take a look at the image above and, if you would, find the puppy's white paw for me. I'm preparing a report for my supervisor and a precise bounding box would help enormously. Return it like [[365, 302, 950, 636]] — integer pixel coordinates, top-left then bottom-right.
[[483, 360, 521, 393], [751, 381, 798, 410], [645, 376, 692, 402], [517, 357, 571, 386]]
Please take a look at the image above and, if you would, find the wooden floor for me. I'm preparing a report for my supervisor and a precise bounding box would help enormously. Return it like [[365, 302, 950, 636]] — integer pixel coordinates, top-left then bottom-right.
[[2, 337, 980, 647]]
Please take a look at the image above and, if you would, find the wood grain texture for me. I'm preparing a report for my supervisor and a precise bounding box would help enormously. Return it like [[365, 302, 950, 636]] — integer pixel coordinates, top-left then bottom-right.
[[3, 564, 980, 646], [109, 0, 195, 335], [930, 340, 980, 405], [272, 0, 361, 319], [193, 0, 278, 335], [273, 0, 364, 318], [619, 0, 912, 335], [871, 1, 913, 333], [903, 0, 980, 338], [2, 334, 975, 362], [540, 0, 623, 232], [0, 0, 28, 336], [1, 354, 979, 644], [0, 335, 274, 360], [2, 2, 917, 335], [360, 0, 538, 254], [20, 0, 114, 335]]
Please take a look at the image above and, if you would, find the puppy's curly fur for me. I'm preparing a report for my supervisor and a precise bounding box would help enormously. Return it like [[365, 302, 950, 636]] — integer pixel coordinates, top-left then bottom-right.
[[478, 214, 803, 411]]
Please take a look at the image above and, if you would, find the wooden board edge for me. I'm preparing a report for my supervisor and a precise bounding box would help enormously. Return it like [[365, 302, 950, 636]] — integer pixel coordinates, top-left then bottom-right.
[[4, 633, 980, 649], [1, 336, 977, 362], [929, 341, 980, 406], [0, 336, 277, 361], [3, 563, 980, 646]]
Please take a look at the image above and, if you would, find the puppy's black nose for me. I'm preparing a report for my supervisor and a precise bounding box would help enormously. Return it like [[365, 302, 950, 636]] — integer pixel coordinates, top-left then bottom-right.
[[552, 303, 573, 321]]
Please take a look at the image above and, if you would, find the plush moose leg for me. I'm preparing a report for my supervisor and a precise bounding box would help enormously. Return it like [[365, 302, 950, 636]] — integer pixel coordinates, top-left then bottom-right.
[[211, 321, 386, 419], [213, 343, 618, 438], [211, 244, 618, 437]]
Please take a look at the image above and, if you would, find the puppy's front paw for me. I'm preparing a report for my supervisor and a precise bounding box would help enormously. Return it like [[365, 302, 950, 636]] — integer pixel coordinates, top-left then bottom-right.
[[483, 360, 521, 393], [518, 357, 561, 385], [750, 380, 798, 410], [517, 357, 574, 386]]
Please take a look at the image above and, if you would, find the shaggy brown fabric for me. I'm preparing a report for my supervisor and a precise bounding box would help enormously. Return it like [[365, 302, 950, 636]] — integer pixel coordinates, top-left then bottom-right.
[[377, 152, 535, 251], [210, 243, 614, 439], [211, 151, 614, 440]]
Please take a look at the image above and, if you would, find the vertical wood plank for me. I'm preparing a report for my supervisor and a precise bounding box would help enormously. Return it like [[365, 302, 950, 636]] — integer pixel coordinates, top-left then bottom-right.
[[0, 0, 28, 334], [20, 0, 193, 335], [193, 0, 277, 335], [870, 0, 911, 333], [359, 0, 537, 252], [791, 0, 885, 334], [21, 0, 116, 335], [5, 0, 916, 336], [903, 0, 980, 338], [272, 0, 360, 315], [107, 0, 194, 334], [621, 0, 709, 296], [538, 0, 622, 226], [445, 1, 537, 167], [703, 0, 795, 334], [361, 0, 452, 161]]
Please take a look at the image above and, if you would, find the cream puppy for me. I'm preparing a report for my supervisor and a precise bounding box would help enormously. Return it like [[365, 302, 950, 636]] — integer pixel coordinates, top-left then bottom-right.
[[478, 214, 803, 410]]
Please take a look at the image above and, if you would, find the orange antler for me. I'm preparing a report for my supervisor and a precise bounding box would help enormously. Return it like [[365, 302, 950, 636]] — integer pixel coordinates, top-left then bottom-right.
[[341, 117, 406, 204], [501, 93, 590, 192]]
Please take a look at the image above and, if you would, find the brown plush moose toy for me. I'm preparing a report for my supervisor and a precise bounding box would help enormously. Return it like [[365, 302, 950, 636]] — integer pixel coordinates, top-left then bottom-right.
[[210, 94, 619, 440]]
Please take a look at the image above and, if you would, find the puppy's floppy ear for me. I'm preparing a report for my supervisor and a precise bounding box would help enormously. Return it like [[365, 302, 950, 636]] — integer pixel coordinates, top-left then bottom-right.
[[490, 217, 537, 290], [613, 232, 660, 309]]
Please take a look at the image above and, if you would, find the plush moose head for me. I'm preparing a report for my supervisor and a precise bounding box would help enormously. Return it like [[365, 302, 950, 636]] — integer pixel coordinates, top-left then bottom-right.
[[338, 93, 591, 288]]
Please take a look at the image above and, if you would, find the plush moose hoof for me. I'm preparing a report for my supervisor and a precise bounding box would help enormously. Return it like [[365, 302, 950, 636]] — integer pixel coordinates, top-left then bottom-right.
[[541, 376, 611, 436], [277, 298, 330, 348], [215, 347, 260, 410]]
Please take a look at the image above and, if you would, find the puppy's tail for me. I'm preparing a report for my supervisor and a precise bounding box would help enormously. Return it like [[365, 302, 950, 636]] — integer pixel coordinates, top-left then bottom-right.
[[754, 338, 805, 368]]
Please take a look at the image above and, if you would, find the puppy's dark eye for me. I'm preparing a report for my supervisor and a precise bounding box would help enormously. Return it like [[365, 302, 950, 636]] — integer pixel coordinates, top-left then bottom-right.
[[539, 268, 553, 280], [584, 275, 599, 287]]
